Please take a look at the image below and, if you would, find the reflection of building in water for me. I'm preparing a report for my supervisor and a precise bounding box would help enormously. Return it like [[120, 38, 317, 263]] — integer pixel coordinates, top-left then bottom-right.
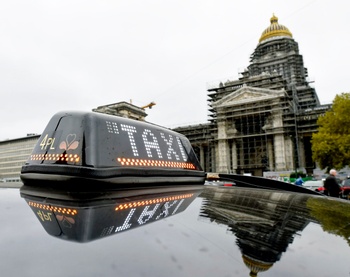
[[199, 186, 315, 276]]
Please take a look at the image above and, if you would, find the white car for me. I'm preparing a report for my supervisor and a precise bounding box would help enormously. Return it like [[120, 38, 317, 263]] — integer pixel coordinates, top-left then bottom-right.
[[303, 180, 324, 190]]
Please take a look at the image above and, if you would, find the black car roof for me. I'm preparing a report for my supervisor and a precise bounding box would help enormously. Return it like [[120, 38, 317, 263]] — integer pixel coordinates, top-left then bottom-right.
[[1, 184, 350, 277]]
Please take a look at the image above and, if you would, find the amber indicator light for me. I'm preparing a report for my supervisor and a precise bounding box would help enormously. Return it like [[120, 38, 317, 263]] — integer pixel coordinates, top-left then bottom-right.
[[115, 193, 194, 211], [30, 153, 81, 163], [28, 201, 78, 216], [117, 158, 195, 169]]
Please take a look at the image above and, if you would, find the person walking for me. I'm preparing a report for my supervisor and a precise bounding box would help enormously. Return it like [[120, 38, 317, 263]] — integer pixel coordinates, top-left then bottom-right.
[[324, 169, 341, 197]]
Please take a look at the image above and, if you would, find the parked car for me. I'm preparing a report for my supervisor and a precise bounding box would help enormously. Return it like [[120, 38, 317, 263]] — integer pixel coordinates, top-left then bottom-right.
[[303, 180, 324, 191], [205, 180, 236, 186], [315, 186, 326, 193], [341, 177, 350, 199]]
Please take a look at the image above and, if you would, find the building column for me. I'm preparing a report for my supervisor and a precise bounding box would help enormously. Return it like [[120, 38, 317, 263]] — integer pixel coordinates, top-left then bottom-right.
[[298, 137, 306, 169], [231, 140, 237, 173], [267, 139, 274, 171], [216, 120, 230, 173], [284, 136, 294, 170], [274, 134, 286, 170], [272, 111, 286, 171], [199, 145, 205, 171], [212, 143, 217, 172]]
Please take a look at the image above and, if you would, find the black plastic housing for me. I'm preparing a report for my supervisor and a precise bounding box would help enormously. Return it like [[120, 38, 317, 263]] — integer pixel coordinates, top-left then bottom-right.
[[20, 111, 205, 186]]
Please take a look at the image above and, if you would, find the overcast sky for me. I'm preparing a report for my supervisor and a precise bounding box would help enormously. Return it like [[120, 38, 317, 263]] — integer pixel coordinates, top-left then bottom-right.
[[0, 0, 348, 141]]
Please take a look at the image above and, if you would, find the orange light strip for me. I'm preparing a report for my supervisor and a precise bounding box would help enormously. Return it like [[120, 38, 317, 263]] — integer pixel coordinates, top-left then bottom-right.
[[117, 157, 196, 169], [30, 153, 80, 163], [28, 201, 78, 215], [115, 193, 194, 211]]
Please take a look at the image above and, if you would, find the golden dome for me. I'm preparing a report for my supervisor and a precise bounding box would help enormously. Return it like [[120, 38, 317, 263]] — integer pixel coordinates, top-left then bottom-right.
[[242, 255, 273, 276], [259, 14, 293, 43]]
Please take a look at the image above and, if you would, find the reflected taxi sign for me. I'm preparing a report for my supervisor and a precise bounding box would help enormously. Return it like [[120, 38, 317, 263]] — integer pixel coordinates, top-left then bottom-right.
[[20, 184, 203, 242]]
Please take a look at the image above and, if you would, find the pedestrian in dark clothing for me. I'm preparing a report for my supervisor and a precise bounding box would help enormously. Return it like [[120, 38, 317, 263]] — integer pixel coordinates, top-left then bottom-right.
[[324, 169, 341, 197]]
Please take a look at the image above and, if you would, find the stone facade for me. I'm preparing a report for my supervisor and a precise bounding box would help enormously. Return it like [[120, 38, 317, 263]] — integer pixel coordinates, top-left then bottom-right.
[[93, 101, 148, 121], [0, 134, 40, 183]]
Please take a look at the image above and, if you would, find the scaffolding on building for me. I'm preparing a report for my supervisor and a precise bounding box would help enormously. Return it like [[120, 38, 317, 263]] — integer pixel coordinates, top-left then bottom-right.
[[174, 15, 332, 176]]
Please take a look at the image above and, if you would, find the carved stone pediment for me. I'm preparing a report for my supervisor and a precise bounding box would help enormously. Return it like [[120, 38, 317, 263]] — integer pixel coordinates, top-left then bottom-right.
[[212, 85, 286, 108]]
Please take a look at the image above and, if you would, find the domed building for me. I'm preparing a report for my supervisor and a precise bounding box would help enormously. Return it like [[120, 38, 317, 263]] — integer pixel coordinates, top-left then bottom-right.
[[174, 15, 331, 177], [259, 14, 293, 42]]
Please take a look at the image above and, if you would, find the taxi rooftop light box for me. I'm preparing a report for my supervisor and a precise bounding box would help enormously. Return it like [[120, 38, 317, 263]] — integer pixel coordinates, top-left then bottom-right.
[[20, 111, 206, 186]]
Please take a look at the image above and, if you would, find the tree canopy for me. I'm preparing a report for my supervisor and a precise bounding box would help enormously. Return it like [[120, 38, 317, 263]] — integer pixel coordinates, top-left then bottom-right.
[[312, 92, 350, 170]]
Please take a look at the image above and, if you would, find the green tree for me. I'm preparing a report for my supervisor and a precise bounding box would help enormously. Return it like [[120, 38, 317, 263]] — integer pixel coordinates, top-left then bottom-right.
[[312, 92, 350, 170]]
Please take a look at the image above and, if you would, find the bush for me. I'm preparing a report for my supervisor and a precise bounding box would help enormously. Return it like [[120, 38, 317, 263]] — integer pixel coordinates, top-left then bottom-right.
[[290, 172, 306, 178]]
